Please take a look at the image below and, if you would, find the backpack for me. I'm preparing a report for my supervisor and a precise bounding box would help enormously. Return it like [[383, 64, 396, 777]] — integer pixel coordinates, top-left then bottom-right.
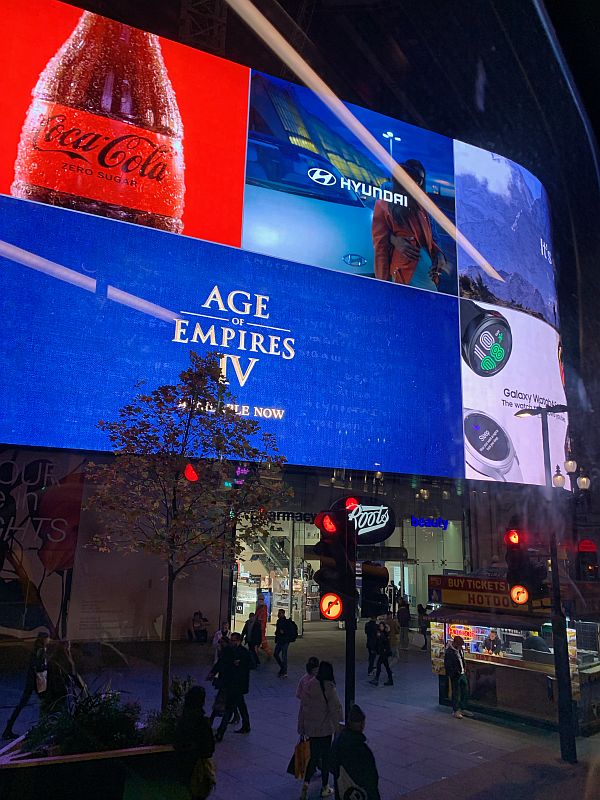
[[287, 619, 299, 642]]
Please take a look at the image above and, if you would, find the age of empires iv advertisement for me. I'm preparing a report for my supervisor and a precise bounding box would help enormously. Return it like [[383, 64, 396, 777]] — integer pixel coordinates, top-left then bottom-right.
[[0, 0, 566, 489]]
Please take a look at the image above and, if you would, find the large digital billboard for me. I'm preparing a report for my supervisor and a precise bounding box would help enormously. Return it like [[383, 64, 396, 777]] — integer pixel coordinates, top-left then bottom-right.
[[0, 0, 567, 486]]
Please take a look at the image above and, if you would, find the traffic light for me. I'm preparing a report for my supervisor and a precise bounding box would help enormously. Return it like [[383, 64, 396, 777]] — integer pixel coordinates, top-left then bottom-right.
[[183, 463, 199, 482], [312, 498, 358, 616], [504, 528, 548, 599], [360, 561, 389, 618], [578, 539, 599, 582]]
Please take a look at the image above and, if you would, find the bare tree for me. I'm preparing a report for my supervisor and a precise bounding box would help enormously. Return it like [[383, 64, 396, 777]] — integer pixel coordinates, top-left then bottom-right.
[[86, 351, 289, 709]]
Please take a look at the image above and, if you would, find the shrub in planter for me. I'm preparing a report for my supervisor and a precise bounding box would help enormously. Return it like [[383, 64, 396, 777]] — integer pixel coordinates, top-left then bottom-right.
[[23, 689, 141, 756]]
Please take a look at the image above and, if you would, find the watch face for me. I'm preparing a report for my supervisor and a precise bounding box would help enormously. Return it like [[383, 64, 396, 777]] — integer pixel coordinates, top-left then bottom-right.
[[462, 309, 512, 376], [464, 412, 510, 463]]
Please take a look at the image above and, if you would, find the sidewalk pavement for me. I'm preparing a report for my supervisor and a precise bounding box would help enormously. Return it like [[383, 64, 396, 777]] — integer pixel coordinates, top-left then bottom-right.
[[2, 627, 600, 799]]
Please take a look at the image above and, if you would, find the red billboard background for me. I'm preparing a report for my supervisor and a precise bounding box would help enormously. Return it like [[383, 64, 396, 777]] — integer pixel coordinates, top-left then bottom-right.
[[0, 0, 250, 247]]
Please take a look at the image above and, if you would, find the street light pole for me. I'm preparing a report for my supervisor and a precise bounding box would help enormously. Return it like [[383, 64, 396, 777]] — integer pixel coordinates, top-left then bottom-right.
[[515, 404, 577, 763], [382, 131, 401, 160]]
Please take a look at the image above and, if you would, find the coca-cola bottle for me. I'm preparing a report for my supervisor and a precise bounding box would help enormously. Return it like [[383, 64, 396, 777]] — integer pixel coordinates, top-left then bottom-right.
[[12, 12, 185, 234]]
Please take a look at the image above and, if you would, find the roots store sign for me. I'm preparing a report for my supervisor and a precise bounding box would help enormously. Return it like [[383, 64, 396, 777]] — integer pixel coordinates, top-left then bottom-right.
[[0, 0, 567, 487]]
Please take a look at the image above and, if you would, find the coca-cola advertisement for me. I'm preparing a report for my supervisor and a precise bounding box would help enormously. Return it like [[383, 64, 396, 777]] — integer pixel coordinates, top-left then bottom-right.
[[0, 0, 249, 245]]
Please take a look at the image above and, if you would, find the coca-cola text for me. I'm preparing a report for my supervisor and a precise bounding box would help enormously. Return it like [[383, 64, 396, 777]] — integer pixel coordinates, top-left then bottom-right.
[[34, 113, 173, 182]]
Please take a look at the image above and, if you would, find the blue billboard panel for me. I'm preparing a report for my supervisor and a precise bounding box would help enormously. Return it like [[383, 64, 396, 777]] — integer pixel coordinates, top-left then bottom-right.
[[0, 196, 464, 477]]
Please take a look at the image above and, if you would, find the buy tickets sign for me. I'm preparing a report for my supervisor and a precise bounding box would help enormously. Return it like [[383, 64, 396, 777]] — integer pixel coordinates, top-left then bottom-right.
[[428, 574, 530, 611]]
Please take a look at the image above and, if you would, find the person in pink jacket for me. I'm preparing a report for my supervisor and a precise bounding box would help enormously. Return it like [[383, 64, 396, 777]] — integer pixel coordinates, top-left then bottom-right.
[[298, 661, 343, 799]]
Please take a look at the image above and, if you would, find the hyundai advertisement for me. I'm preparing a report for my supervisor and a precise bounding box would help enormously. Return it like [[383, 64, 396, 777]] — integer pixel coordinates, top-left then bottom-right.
[[0, 0, 565, 486]]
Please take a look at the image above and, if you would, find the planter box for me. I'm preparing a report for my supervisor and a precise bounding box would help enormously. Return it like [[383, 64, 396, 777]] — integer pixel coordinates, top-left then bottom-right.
[[0, 738, 176, 800]]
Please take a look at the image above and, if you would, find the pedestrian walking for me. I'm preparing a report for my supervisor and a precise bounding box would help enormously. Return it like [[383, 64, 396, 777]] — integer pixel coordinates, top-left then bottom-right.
[[174, 686, 216, 800], [364, 617, 378, 676], [389, 582, 399, 615], [397, 598, 411, 650], [296, 656, 319, 702], [3, 631, 49, 739], [298, 661, 343, 799], [211, 621, 230, 663], [208, 636, 240, 728], [329, 704, 380, 800], [241, 612, 262, 668], [256, 594, 272, 657], [444, 635, 469, 718], [417, 604, 429, 651], [274, 608, 298, 678], [386, 613, 400, 660], [369, 622, 393, 686], [210, 632, 251, 741]]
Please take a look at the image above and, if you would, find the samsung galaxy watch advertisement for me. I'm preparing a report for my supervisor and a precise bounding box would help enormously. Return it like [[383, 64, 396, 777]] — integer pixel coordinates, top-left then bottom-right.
[[0, 0, 565, 487]]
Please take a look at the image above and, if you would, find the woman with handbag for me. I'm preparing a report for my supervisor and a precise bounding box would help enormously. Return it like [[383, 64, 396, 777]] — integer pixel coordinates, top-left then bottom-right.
[[298, 661, 343, 799], [175, 686, 216, 800]]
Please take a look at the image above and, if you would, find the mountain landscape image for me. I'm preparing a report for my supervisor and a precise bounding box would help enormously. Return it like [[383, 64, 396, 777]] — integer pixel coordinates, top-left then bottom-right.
[[455, 144, 558, 328]]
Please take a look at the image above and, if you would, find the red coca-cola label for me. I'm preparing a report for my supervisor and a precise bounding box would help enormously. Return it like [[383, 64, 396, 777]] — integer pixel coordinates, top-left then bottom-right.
[[14, 99, 185, 218]]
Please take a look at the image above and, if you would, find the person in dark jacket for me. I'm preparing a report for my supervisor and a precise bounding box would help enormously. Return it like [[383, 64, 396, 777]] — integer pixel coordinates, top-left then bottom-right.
[[523, 632, 551, 653], [210, 632, 251, 740], [3, 631, 49, 739], [444, 635, 468, 718], [241, 612, 262, 668], [329, 704, 380, 800], [483, 630, 503, 655], [274, 608, 293, 678], [174, 686, 216, 800], [369, 623, 393, 686], [364, 617, 378, 675], [397, 598, 411, 649], [208, 636, 239, 728]]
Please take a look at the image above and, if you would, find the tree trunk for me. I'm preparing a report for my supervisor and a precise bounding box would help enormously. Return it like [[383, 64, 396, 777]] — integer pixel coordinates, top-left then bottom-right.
[[161, 563, 175, 712]]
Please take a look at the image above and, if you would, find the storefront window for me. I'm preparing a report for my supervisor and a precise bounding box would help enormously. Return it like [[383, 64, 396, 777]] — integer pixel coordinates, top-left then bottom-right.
[[232, 516, 306, 636]]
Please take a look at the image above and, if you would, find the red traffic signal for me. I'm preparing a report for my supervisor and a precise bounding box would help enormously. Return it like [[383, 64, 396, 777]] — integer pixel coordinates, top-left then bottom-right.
[[345, 496, 359, 511], [504, 528, 525, 546], [314, 511, 339, 535], [184, 463, 199, 482]]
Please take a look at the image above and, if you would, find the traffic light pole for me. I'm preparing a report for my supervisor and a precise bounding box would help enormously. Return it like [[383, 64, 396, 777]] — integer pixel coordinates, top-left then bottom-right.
[[549, 528, 577, 763], [344, 594, 356, 721], [344, 510, 357, 721], [539, 412, 577, 763]]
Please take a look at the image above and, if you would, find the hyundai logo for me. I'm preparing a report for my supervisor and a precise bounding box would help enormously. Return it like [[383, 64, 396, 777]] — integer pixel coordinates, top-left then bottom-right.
[[308, 167, 337, 186]]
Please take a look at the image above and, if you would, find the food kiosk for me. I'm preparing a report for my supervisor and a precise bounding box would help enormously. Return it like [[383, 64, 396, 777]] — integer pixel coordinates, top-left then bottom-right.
[[428, 574, 600, 734]]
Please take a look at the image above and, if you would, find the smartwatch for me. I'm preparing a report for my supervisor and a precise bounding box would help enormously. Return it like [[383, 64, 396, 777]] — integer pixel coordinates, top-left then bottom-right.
[[463, 409, 522, 482], [460, 300, 512, 377]]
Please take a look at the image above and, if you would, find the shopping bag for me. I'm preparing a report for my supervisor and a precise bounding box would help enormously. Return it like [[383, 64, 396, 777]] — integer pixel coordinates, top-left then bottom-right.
[[35, 670, 48, 694], [190, 756, 216, 799], [287, 737, 310, 779]]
